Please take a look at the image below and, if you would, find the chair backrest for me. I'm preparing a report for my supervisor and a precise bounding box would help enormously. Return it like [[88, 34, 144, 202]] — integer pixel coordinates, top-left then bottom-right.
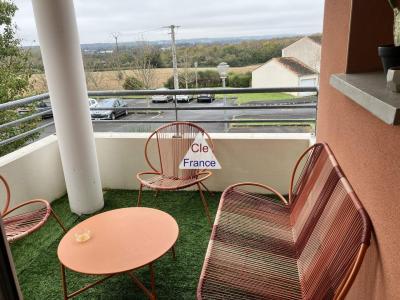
[[144, 122, 214, 179], [0, 175, 11, 217], [289, 143, 371, 299]]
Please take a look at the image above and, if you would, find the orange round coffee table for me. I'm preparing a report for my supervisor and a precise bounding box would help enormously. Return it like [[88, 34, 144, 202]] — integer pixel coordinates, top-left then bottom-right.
[[57, 207, 179, 300]]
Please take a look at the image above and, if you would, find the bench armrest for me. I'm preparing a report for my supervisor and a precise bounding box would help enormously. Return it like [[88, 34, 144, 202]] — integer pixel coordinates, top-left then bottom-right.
[[223, 182, 288, 206]]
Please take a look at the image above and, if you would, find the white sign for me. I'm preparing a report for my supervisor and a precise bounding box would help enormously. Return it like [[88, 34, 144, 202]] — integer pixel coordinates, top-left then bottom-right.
[[179, 133, 221, 169]]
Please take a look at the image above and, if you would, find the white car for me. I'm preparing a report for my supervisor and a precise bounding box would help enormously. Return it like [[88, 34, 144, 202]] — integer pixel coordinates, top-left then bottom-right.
[[176, 95, 194, 103], [88, 98, 98, 108], [151, 88, 173, 103]]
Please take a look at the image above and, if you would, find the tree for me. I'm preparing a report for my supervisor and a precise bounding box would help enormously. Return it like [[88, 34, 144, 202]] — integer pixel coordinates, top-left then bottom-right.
[[0, 0, 36, 157], [164, 70, 221, 89], [179, 49, 194, 89], [131, 40, 157, 89], [123, 76, 143, 90]]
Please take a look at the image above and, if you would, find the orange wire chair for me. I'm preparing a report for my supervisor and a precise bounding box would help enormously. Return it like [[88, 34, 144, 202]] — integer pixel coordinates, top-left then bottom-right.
[[197, 143, 372, 300], [1, 175, 66, 242], [137, 122, 214, 226]]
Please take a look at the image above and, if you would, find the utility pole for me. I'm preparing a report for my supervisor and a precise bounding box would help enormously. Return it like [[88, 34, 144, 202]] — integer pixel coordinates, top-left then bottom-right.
[[111, 32, 122, 81], [164, 25, 180, 89], [111, 32, 120, 53], [194, 61, 198, 89]]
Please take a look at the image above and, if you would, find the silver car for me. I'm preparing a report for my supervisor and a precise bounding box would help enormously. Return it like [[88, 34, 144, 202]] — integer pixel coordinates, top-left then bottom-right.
[[151, 88, 173, 103], [90, 99, 128, 120]]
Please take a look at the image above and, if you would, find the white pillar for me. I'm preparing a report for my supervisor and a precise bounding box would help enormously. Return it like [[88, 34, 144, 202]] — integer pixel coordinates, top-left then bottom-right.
[[32, 0, 104, 214]]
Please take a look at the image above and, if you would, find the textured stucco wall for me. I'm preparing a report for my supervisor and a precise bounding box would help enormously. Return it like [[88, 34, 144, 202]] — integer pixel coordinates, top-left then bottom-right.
[[317, 0, 399, 299], [0, 133, 311, 210], [95, 132, 311, 193], [0, 136, 66, 212], [251, 59, 300, 95]]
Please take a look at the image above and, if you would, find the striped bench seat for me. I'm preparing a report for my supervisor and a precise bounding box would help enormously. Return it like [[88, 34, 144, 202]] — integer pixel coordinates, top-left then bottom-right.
[[197, 143, 372, 300]]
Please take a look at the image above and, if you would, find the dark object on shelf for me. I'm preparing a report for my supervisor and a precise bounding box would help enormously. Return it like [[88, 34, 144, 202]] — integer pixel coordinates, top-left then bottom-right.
[[378, 44, 400, 74]]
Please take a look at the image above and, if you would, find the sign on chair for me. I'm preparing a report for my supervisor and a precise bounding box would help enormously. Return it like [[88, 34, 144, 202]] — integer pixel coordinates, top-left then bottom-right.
[[179, 133, 221, 169]]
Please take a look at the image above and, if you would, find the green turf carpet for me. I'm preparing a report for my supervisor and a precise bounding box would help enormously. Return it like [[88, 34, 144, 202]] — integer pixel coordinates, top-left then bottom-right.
[[10, 189, 220, 299]]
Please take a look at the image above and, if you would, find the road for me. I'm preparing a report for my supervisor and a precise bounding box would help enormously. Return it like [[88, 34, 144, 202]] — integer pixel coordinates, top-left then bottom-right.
[[39, 98, 316, 138]]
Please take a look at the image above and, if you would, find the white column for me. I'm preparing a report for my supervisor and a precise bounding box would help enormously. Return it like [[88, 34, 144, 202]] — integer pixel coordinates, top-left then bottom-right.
[[32, 0, 104, 214]]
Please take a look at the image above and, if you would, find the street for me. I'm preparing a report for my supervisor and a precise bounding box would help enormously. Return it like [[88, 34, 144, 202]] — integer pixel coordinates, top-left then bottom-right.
[[39, 97, 316, 138]]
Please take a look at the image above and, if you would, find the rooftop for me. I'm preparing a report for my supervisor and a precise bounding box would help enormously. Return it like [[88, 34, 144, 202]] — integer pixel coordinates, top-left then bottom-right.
[[275, 57, 317, 76], [308, 35, 322, 45]]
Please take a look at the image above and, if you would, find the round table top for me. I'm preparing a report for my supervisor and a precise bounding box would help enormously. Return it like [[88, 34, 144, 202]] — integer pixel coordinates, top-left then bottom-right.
[[57, 207, 179, 275]]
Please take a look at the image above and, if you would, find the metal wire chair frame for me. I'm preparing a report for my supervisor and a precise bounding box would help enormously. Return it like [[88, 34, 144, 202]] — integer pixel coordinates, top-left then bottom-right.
[[0, 175, 66, 242], [136, 122, 215, 226], [288, 142, 371, 300]]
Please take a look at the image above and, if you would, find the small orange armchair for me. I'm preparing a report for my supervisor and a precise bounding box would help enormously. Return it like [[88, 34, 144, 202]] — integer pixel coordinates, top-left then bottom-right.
[[1, 175, 66, 242], [137, 122, 214, 226]]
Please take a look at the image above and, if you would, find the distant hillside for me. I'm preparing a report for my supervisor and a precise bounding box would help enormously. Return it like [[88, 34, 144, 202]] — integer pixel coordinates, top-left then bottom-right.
[[26, 33, 322, 73], [26, 33, 316, 52]]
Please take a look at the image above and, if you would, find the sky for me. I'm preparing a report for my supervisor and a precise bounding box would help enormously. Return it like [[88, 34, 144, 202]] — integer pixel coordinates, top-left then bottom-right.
[[14, 0, 325, 46]]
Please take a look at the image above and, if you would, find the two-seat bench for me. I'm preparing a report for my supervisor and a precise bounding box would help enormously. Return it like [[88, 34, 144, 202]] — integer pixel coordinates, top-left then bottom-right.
[[197, 143, 372, 300]]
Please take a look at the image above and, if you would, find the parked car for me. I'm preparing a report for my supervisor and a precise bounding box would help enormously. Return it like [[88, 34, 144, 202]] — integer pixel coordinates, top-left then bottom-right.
[[36, 101, 53, 118], [17, 101, 53, 118], [151, 88, 173, 103], [90, 99, 128, 120], [176, 94, 194, 103], [197, 94, 215, 103], [88, 98, 98, 108]]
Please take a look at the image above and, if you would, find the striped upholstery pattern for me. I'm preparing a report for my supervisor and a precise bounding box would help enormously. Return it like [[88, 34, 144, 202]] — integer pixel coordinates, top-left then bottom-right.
[[197, 143, 371, 300]]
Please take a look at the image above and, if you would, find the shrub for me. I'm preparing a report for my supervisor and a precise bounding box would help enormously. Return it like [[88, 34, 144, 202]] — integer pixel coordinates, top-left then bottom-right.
[[164, 70, 221, 88], [123, 76, 143, 90], [164, 70, 252, 88], [227, 72, 251, 87]]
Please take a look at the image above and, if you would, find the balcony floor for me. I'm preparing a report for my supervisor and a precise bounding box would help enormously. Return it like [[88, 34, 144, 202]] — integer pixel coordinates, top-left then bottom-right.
[[10, 189, 220, 299]]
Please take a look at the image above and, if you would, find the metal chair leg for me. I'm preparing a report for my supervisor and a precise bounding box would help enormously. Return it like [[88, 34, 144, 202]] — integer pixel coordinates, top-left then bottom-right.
[[137, 184, 143, 207], [51, 209, 67, 233], [200, 182, 214, 196], [197, 183, 212, 227]]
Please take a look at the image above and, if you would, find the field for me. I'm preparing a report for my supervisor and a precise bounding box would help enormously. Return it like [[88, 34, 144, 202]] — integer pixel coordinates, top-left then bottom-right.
[[29, 65, 260, 94], [228, 92, 295, 104]]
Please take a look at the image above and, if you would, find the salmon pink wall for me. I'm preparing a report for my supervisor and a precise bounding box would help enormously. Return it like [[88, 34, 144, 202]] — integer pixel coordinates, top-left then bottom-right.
[[318, 0, 400, 299]]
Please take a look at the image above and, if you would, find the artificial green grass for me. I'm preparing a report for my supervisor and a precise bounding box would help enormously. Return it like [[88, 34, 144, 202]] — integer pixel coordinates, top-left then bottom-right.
[[10, 190, 220, 299]]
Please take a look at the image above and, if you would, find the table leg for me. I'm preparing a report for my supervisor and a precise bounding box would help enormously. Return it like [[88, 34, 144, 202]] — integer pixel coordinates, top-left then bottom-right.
[[149, 263, 156, 300], [171, 245, 176, 260], [60, 263, 68, 300]]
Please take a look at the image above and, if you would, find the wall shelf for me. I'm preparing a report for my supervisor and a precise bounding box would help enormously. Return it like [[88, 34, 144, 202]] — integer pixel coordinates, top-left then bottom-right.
[[330, 72, 400, 125]]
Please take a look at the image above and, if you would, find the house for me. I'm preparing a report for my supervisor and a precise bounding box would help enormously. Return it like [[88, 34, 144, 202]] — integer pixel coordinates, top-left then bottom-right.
[[252, 36, 322, 96]]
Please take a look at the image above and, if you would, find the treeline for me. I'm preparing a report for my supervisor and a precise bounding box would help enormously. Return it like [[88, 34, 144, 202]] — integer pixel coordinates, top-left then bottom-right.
[[163, 71, 252, 89], [28, 36, 301, 73], [164, 37, 298, 68]]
